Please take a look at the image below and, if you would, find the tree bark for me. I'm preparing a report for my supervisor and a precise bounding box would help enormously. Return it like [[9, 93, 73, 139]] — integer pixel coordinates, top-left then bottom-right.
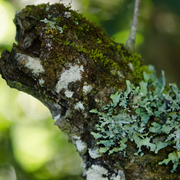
[[0, 3, 180, 180]]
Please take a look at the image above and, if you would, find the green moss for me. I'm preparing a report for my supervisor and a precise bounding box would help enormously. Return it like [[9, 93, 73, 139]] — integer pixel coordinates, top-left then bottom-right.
[[9, 81, 24, 89], [91, 65, 180, 173], [7, 79, 55, 104], [13, 3, 145, 91]]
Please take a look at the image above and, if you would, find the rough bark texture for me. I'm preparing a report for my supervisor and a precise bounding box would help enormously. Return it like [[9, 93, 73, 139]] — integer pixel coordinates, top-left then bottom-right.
[[0, 3, 180, 180]]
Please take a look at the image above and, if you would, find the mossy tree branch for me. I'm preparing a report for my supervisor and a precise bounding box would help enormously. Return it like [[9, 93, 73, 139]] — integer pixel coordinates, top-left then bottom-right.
[[0, 3, 180, 180]]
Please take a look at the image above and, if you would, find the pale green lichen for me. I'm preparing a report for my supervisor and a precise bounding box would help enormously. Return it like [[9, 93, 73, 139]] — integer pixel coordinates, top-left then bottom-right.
[[40, 18, 63, 33], [91, 65, 180, 173]]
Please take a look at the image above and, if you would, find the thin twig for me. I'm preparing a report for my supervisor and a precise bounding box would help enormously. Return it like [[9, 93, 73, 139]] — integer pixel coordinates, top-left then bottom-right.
[[126, 0, 141, 51]]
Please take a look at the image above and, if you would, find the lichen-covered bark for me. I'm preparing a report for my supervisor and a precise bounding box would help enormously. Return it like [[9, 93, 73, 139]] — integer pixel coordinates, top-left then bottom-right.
[[0, 3, 180, 180]]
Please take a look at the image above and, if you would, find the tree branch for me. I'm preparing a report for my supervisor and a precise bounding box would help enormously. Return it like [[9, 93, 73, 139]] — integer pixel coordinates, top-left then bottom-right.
[[0, 3, 180, 180], [126, 0, 141, 51]]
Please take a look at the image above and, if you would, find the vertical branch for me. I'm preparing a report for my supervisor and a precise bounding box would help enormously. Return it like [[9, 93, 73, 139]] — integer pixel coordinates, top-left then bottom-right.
[[126, 0, 141, 51]]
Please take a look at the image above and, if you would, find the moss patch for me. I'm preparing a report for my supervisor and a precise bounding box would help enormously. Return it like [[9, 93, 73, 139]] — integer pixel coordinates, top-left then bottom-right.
[[13, 3, 146, 93]]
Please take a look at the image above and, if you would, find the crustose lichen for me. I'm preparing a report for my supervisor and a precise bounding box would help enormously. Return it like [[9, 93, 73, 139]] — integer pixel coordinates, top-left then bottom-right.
[[91, 65, 180, 173]]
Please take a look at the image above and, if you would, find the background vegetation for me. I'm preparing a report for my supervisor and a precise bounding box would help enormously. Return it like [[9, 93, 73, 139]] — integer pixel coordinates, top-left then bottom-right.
[[0, 0, 180, 179]]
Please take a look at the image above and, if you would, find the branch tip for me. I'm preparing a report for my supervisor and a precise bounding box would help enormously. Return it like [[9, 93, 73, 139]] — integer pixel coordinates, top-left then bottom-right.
[[126, 0, 141, 51]]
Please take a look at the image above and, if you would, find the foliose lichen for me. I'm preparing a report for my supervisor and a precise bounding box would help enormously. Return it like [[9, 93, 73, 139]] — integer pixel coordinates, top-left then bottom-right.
[[90, 65, 180, 173]]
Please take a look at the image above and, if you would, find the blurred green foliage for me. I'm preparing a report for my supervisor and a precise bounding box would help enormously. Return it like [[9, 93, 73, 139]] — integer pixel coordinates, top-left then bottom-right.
[[0, 0, 180, 179]]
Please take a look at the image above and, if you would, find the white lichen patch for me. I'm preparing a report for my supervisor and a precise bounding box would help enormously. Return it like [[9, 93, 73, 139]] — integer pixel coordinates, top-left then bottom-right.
[[88, 148, 101, 159], [76, 139, 87, 154], [86, 165, 108, 180], [81, 159, 87, 177], [65, 90, 74, 98], [75, 101, 85, 110], [39, 78, 45, 86], [72, 135, 87, 155], [53, 103, 61, 110], [128, 63, 134, 71], [51, 103, 61, 121], [46, 41, 53, 51], [16, 53, 45, 75], [64, 11, 71, 18], [83, 82, 92, 94], [53, 114, 61, 122], [55, 64, 84, 94], [110, 170, 126, 180]]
